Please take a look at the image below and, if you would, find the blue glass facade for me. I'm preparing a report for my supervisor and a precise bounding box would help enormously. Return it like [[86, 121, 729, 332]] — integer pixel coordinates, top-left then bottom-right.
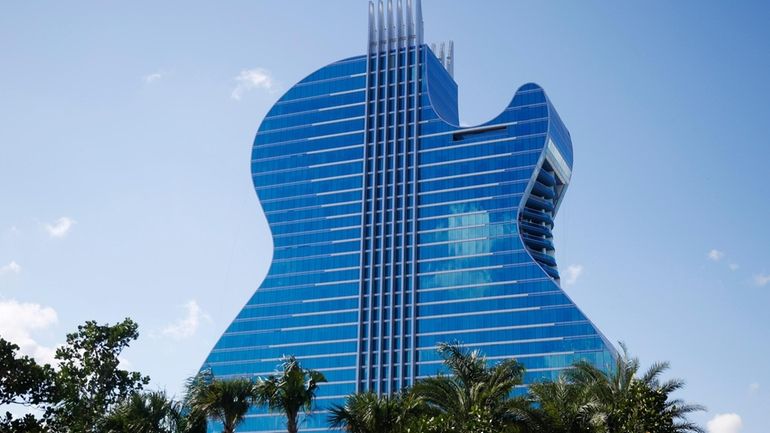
[[201, 1, 615, 431]]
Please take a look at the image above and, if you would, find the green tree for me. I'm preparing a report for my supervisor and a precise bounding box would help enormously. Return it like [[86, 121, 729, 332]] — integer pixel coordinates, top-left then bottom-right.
[[523, 377, 596, 433], [566, 343, 704, 433], [46, 318, 150, 432], [0, 338, 57, 432], [104, 390, 207, 433], [0, 413, 48, 433], [185, 373, 257, 433], [254, 356, 327, 433], [328, 391, 425, 433], [176, 406, 208, 433], [412, 343, 528, 433]]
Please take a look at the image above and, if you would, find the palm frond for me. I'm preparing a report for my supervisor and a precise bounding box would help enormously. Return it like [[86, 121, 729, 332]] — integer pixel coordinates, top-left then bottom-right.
[[641, 361, 670, 385]]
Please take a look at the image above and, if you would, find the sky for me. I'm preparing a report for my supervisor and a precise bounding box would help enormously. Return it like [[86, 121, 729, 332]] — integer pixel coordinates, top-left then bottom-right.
[[1, 1, 769, 432]]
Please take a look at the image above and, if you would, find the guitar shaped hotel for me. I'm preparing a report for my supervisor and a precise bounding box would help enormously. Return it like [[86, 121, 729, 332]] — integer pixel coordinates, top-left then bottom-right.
[[201, 1, 615, 431]]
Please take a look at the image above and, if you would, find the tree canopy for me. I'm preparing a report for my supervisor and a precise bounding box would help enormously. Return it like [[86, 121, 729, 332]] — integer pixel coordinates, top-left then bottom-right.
[[2, 320, 704, 433]]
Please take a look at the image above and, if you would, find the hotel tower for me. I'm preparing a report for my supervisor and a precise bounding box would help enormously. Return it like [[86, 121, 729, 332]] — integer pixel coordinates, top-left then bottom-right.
[[201, 1, 615, 431]]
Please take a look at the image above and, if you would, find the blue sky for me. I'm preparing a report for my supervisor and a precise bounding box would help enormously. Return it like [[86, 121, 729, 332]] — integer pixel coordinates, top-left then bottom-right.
[[1, 1, 768, 432]]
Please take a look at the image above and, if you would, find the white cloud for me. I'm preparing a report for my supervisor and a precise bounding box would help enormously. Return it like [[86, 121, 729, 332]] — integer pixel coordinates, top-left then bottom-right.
[[231, 68, 276, 100], [754, 273, 770, 287], [0, 260, 21, 275], [161, 300, 211, 340], [708, 249, 725, 262], [0, 299, 58, 365], [707, 413, 742, 433], [143, 72, 164, 83], [563, 264, 583, 286], [748, 383, 759, 394], [728, 263, 739, 271], [43, 217, 76, 238]]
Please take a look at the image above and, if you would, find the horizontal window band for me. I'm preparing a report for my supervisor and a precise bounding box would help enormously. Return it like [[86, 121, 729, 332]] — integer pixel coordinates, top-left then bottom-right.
[[272, 225, 361, 239], [252, 144, 364, 164], [416, 322, 556, 337], [273, 237, 359, 251], [414, 336, 565, 350], [419, 131, 542, 154], [418, 264, 504, 277], [254, 174, 360, 191], [417, 205, 521, 222], [262, 189, 362, 207], [420, 148, 541, 169], [418, 182, 501, 197], [417, 291, 535, 306], [417, 221, 511, 234], [254, 130, 362, 149], [329, 88, 364, 97], [264, 265, 359, 279], [274, 89, 365, 106], [255, 158, 362, 176], [249, 280, 358, 293], [417, 233, 514, 247], [418, 261, 540, 276], [309, 159, 364, 169], [222, 321, 357, 337], [418, 196, 496, 209], [232, 308, 358, 323], [264, 200, 361, 217], [418, 122, 516, 139], [417, 252, 495, 262], [416, 351, 575, 366], [272, 251, 359, 264], [210, 338, 358, 353], [206, 352, 358, 367], [263, 102, 365, 122], [312, 115, 366, 127], [241, 295, 359, 310], [416, 320, 590, 338], [418, 306, 540, 320], [306, 143, 364, 155], [258, 115, 365, 135], [417, 168, 507, 184]]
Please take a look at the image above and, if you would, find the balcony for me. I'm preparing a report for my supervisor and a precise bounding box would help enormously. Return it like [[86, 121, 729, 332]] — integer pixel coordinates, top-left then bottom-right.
[[519, 162, 562, 281]]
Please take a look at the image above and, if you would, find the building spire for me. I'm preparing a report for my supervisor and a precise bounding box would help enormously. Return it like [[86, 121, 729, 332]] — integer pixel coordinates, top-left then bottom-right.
[[406, 0, 414, 43], [376, 0, 384, 51], [368, 1, 376, 52], [387, 0, 394, 46], [446, 40, 454, 76], [397, 0, 404, 48], [370, 0, 423, 52], [415, 0, 423, 44]]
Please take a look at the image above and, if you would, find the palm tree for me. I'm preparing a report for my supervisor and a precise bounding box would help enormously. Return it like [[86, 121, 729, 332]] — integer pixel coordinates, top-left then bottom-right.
[[254, 356, 327, 433], [185, 373, 258, 433], [566, 343, 704, 433], [412, 342, 528, 433], [523, 378, 595, 433], [328, 391, 425, 433], [104, 390, 206, 433], [104, 390, 181, 433]]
